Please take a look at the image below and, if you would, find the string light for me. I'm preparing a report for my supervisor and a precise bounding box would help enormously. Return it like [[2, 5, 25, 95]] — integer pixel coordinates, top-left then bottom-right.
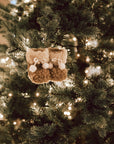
[[36, 92, 40, 97], [86, 56, 90, 62], [109, 52, 113, 56], [0, 58, 6, 63], [85, 69, 89, 74], [0, 113, 3, 119], [77, 54, 80, 57], [73, 37, 77, 41], [75, 97, 82, 103], [64, 111, 70, 116], [68, 106, 72, 110], [33, 102, 37, 106], [8, 93, 13, 97], [68, 116, 72, 120], [83, 79, 88, 84], [13, 121, 17, 125], [96, 66, 101, 70], [58, 103, 63, 106]]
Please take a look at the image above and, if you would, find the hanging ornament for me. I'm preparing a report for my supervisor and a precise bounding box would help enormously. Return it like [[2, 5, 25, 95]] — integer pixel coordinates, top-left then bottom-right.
[[26, 48, 67, 84]]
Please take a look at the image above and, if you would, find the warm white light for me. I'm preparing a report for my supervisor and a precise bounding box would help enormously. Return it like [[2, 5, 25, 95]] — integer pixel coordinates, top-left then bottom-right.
[[6, 57, 9, 61], [86, 56, 90, 62], [22, 119, 25, 122], [68, 116, 72, 120], [77, 54, 80, 57], [1, 58, 6, 63], [33, 102, 37, 106], [85, 69, 89, 73], [64, 111, 70, 116], [84, 79, 88, 84], [73, 37, 77, 41], [26, 38, 29, 42], [68, 106, 72, 110], [24, 0, 31, 3], [58, 103, 63, 106], [36, 92, 40, 97], [18, 17, 21, 21], [109, 52, 113, 56], [0, 113, 3, 119], [96, 66, 101, 70], [30, 4, 34, 9], [8, 93, 13, 97], [75, 97, 82, 103], [13, 121, 17, 125]]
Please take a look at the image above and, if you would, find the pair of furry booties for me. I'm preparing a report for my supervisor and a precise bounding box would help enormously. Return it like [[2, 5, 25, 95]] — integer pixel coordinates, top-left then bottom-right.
[[26, 47, 67, 84]]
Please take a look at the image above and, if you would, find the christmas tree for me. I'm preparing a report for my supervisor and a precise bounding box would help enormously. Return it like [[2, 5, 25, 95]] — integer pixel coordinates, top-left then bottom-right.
[[0, 0, 113, 144]]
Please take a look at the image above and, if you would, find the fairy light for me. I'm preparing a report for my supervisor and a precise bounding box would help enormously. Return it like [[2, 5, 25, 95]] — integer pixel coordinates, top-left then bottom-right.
[[13, 121, 17, 125], [33, 102, 37, 106], [1, 58, 6, 64], [77, 53, 80, 57], [68, 116, 72, 120], [68, 106, 72, 110], [85, 69, 89, 74], [24, 0, 31, 3], [22, 119, 25, 122], [109, 52, 113, 56], [64, 111, 71, 116], [73, 37, 77, 41], [58, 103, 63, 106], [30, 4, 34, 9], [36, 92, 40, 97], [86, 56, 90, 62], [75, 97, 82, 103], [0, 113, 3, 119], [8, 93, 13, 97], [18, 17, 21, 21], [83, 79, 88, 84], [96, 66, 101, 70]]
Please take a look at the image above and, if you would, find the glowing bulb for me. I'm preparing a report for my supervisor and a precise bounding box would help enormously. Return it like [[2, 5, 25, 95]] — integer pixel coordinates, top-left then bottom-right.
[[75, 97, 82, 103], [77, 54, 80, 57], [26, 38, 29, 42], [86, 56, 90, 62], [6, 57, 9, 61], [109, 52, 113, 56], [33, 102, 37, 106], [64, 111, 70, 116], [84, 79, 88, 84], [22, 119, 25, 122], [85, 69, 89, 73], [68, 116, 72, 120], [8, 93, 13, 97], [13, 121, 17, 125], [68, 106, 72, 110], [36, 92, 39, 97], [0, 113, 3, 119], [18, 17, 21, 21], [96, 66, 101, 70], [59, 103, 63, 106], [24, 0, 31, 3], [1, 58, 6, 63], [73, 37, 77, 41], [30, 4, 34, 9]]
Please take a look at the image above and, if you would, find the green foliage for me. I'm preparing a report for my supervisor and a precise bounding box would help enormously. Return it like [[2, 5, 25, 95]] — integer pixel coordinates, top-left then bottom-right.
[[0, 0, 113, 144]]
